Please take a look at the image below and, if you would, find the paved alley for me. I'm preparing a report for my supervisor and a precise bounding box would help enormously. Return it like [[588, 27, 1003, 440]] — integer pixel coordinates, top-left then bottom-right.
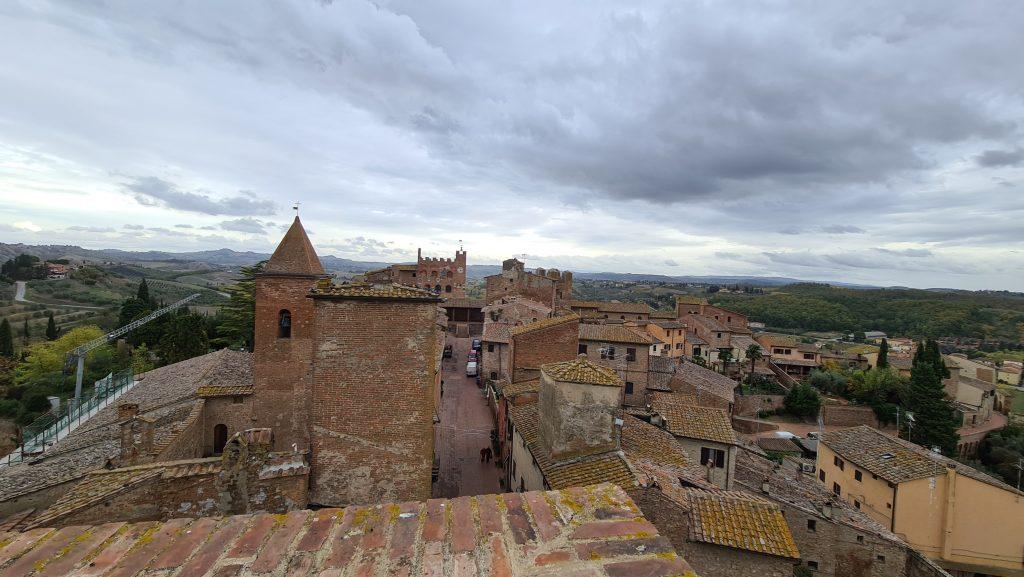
[[433, 336, 503, 498]]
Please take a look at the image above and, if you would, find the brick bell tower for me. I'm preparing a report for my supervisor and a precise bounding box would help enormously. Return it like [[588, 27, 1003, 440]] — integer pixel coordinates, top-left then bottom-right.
[[253, 216, 326, 451]]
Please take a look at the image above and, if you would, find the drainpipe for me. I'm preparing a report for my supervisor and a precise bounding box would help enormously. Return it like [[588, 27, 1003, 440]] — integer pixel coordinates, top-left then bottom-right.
[[942, 465, 957, 561]]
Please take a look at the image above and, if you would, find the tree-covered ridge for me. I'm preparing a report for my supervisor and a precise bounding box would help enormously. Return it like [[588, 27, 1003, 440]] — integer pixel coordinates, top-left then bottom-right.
[[712, 283, 1024, 341]]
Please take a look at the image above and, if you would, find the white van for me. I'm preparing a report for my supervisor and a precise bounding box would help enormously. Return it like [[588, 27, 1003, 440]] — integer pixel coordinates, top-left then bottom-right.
[[466, 361, 478, 377]]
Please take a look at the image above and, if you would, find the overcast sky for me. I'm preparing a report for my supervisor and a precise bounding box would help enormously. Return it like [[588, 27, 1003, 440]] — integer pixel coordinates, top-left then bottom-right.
[[1, 1, 1022, 290]]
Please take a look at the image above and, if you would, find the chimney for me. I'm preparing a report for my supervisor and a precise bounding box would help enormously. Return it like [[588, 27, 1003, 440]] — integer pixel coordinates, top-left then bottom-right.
[[118, 403, 140, 420], [118, 413, 154, 464], [538, 356, 623, 462]]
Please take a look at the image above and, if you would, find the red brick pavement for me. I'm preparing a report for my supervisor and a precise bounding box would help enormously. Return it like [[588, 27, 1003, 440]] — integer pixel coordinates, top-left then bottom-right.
[[434, 336, 503, 498]]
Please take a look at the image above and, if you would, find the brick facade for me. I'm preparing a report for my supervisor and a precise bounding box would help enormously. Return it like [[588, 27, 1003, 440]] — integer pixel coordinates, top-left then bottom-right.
[[821, 404, 880, 428], [509, 317, 580, 383], [253, 274, 319, 451], [309, 296, 442, 506], [416, 248, 467, 297]]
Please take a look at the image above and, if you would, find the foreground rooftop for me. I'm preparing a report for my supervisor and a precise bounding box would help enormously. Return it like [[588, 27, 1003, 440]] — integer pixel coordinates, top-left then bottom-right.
[[0, 483, 696, 577]]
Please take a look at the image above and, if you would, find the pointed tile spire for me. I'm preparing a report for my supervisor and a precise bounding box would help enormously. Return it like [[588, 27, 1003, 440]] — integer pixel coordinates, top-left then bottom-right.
[[265, 216, 325, 276]]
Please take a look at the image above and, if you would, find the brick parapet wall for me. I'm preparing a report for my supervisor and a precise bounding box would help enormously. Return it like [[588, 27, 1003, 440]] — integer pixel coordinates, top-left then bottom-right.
[[510, 319, 579, 384]]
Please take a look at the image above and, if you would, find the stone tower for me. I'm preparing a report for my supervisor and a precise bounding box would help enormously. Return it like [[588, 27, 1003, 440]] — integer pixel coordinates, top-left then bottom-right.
[[538, 355, 623, 461], [253, 216, 326, 451]]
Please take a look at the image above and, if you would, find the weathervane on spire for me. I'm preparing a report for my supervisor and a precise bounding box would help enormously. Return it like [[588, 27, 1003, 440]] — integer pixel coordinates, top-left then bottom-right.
[[293, 201, 301, 216], [459, 239, 464, 251]]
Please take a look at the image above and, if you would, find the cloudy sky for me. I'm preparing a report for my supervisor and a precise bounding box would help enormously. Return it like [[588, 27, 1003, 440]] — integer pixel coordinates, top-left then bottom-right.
[[1, 1, 1022, 290]]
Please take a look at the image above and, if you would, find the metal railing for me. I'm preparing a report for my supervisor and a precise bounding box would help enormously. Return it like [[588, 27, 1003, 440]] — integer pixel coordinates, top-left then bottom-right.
[[0, 368, 135, 467]]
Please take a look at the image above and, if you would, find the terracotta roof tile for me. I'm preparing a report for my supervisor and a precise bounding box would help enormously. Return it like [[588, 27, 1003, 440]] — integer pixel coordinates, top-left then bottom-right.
[[579, 323, 658, 345], [264, 216, 325, 276], [755, 437, 802, 454], [0, 484, 696, 577], [620, 415, 690, 471], [511, 313, 578, 336], [502, 379, 540, 398], [196, 385, 254, 397], [542, 356, 622, 387], [649, 393, 737, 445], [685, 489, 800, 559], [671, 361, 738, 404], [311, 280, 442, 301], [482, 321, 512, 344], [821, 425, 1020, 493]]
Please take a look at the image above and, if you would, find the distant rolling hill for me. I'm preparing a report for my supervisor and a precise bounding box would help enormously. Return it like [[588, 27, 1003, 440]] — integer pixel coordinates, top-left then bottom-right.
[[0, 243, 877, 287]]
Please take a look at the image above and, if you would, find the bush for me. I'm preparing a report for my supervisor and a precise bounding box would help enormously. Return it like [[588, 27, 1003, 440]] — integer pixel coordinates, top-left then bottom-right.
[[0, 398, 19, 418], [809, 369, 847, 397], [784, 384, 822, 419]]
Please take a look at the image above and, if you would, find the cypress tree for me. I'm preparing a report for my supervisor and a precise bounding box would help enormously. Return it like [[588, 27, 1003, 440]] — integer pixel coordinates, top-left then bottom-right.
[[906, 341, 959, 455], [0, 319, 12, 358], [137, 277, 158, 309], [21, 318, 29, 345], [45, 311, 58, 340], [877, 338, 889, 369]]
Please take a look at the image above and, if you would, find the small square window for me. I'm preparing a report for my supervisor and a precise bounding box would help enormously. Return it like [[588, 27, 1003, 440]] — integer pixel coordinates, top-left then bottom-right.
[[854, 500, 861, 510], [832, 482, 841, 496], [625, 382, 634, 395], [834, 457, 844, 470], [876, 555, 885, 563], [818, 469, 825, 482], [807, 561, 818, 570], [855, 470, 863, 482], [806, 519, 816, 532], [578, 344, 588, 354], [488, 344, 495, 352], [856, 535, 864, 544]]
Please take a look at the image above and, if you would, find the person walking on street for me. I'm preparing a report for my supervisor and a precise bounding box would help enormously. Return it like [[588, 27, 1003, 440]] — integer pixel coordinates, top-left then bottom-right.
[[480, 447, 488, 462]]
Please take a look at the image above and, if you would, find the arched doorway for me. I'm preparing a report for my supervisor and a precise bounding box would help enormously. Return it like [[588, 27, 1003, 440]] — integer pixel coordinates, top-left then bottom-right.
[[213, 424, 228, 454]]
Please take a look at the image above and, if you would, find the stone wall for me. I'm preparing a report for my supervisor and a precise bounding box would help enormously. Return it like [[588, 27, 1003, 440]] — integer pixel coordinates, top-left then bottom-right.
[[202, 395, 257, 456], [732, 416, 779, 434], [309, 298, 440, 507], [253, 273, 319, 451], [822, 405, 879, 428], [680, 542, 795, 577], [155, 400, 206, 461], [904, 549, 953, 577], [510, 318, 579, 383], [485, 270, 557, 307], [734, 394, 785, 417]]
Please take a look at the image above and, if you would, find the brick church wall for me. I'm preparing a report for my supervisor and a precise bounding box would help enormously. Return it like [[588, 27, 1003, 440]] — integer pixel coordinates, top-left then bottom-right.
[[309, 298, 441, 506], [253, 274, 319, 451]]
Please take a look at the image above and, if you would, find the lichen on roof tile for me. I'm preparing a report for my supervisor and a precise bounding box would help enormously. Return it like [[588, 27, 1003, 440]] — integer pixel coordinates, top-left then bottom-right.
[[511, 313, 578, 336], [542, 356, 622, 387], [311, 280, 442, 301]]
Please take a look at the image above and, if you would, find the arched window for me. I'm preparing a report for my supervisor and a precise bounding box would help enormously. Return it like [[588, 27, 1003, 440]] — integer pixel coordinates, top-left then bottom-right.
[[213, 424, 228, 454], [434, 284, 441, 292], [445, 285, 452, 293], [278, 310, 292, 338]]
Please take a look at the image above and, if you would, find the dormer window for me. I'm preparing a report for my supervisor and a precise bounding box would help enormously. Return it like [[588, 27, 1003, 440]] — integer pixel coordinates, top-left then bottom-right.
[[278, 309, 292, 339]]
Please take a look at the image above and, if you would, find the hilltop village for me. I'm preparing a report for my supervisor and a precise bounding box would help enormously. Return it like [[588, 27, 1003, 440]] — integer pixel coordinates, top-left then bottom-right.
[[0, 218, 1021, 577]]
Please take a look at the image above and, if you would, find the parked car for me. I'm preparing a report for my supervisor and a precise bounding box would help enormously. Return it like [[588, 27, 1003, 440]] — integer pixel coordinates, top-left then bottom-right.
[[472, 339, 482, 351], [466, 361, 478, 377], [443, 344, 453, 359], [468, 350, 478, 362]]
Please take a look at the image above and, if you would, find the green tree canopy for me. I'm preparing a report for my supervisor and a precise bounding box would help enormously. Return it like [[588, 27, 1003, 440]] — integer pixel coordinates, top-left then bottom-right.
[[45, 311, 58, 341], [212, 261, 264, 350], [905, 340, 959, 455], [159, 310, 209, 364], [0, 318, 13, 358], [784, 383, 822, 419], [16, 325, 107, 385], [877, 338, 889, 368]]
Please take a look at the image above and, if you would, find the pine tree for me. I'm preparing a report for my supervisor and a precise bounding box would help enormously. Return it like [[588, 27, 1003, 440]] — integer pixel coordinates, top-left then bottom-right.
[[0, 319, 12, 358], [877, 338, 889, 368], [906, 341, 959, 455], [45, 311, 58, 340]]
